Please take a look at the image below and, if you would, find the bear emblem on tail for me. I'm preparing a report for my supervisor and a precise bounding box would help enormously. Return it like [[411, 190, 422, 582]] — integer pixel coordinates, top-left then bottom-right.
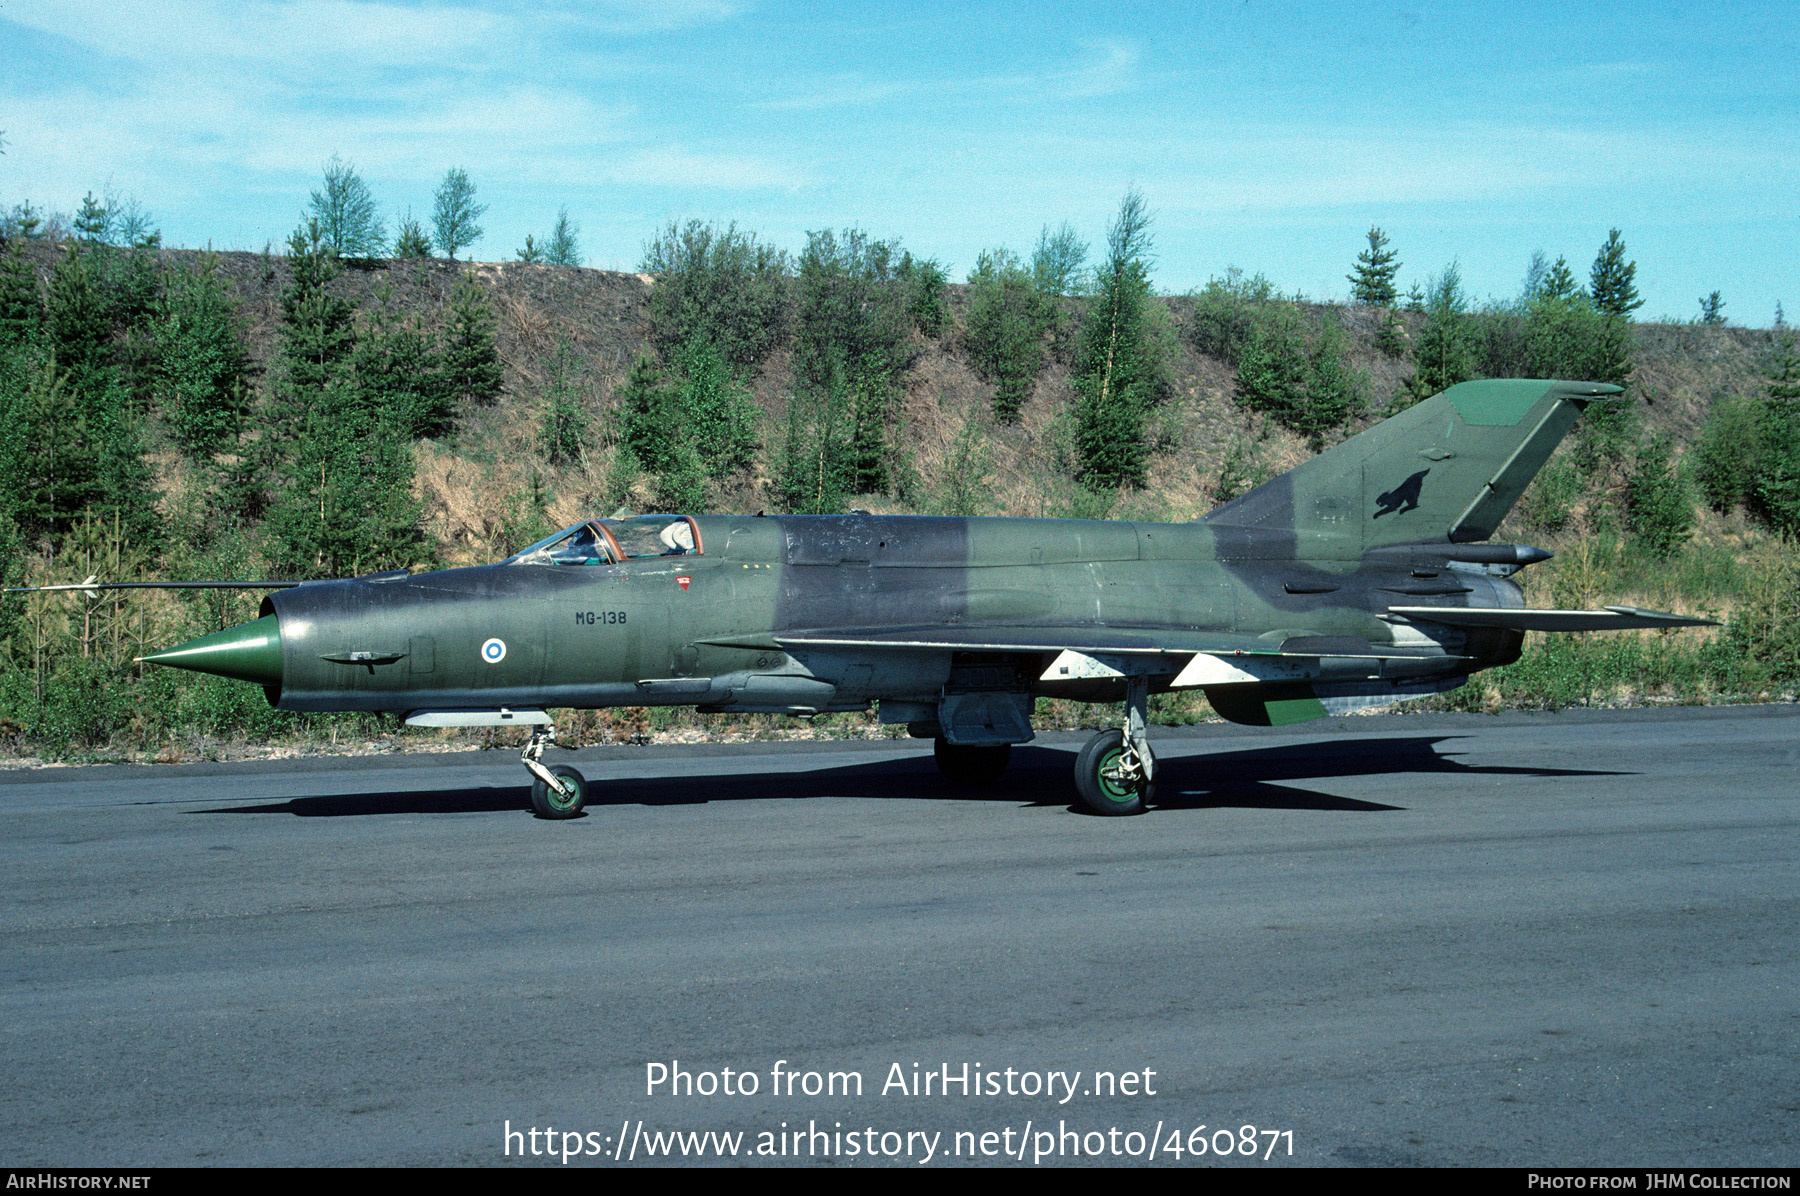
[[1374, 468, 1429, 518]]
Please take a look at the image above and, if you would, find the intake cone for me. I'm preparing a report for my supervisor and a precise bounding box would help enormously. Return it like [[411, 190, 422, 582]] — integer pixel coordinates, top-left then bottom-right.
[[140, 614, 283, 686]]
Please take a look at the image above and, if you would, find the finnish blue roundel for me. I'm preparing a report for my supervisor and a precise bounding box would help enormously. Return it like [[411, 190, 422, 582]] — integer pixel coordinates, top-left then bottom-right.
[[480, 637, 507, 664]]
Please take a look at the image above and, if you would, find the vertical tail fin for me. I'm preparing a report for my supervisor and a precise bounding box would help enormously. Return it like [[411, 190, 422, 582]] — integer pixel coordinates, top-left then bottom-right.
[[1205, 380, 1619, 559]]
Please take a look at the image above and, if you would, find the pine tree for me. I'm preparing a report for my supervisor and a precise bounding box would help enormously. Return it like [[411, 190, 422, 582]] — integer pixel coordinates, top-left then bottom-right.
[[0, 358, 81, 538], [1625, 432, 1695, 556], [1699, 292, 1726, 325], [675, 337, 758, 476], [263, 229, 429, 576], [1538, 256, 1581, 300], [1590, 310, 1634, 387], [156, 256, 251, 462], [1588, 229, 1643, 318], [1072, 190, 1170, 491], [615, 338, 757, 485], [1234, 304, 1364, 447], [617, 355, 678, 475], [898, 252, 949, 339], [431, 168, 486, 261], [355, 290, 452, 439], [31, 245, 156, 537], [270, 221, 356, 427], [1750, 331, 1800, 535], [1347, 226, 1400, 306], [1769, 331, 1800, 404], [45, 244, 110, 388], [73, 192, 110, 244], [545, 209, 581, 266], [3, 200, 43, 241], [0, 238, 40, 347], [393, 213, 432, 259], [1692, 394, 1761, 512], [964, 248, 1052, 423], [440, 270, 502, 408], [308, 155, 385, 257], [516, 235, 542, 263], [1408, 263, 1477, 400]]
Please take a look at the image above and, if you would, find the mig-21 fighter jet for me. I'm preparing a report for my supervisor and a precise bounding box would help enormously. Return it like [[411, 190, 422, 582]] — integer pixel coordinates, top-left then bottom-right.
[[43, 379, 1711, 817]]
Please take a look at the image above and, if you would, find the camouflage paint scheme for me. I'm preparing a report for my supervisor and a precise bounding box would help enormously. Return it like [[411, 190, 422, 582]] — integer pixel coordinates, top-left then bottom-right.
[[138, 380, 1711, 810]]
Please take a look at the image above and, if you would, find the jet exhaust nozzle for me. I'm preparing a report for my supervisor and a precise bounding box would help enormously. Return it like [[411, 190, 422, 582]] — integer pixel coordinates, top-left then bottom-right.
[[140, 614, 283, 686]]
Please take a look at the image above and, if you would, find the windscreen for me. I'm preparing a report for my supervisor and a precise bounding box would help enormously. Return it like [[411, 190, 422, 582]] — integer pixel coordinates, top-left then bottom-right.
[[502, 522, 614, 566]]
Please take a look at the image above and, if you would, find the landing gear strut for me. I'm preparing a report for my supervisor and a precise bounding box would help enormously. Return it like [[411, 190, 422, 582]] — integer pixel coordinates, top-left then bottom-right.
[[1073, 676, 1155, 816], [522, 723, 587, 819]]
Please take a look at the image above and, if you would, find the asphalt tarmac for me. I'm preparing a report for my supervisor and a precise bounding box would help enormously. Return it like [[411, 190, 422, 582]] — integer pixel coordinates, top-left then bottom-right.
[[2, 705, 1796, 1168]]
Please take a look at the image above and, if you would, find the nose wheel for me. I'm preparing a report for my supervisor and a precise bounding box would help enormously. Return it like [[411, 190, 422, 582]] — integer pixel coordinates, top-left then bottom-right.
[[522, 725, 587, 819]]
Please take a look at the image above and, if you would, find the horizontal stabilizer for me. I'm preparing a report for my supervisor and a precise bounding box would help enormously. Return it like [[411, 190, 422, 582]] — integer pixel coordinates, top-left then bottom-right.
[[1388, 605, 1716, 631]]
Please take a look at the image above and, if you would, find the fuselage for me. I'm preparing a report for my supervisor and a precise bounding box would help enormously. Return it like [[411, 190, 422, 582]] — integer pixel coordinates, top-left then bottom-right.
[[246, 513, 1526, 717]]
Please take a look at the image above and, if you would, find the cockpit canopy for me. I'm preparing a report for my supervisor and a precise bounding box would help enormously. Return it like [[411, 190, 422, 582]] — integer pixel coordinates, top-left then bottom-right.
[[503, 515, 701, 567]]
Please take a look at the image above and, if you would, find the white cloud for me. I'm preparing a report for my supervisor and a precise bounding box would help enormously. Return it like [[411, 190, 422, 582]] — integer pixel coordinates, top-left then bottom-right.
[[1058, 38, 1141, 99], [542, 0, 749, 35], [8, 0, 511, 68]]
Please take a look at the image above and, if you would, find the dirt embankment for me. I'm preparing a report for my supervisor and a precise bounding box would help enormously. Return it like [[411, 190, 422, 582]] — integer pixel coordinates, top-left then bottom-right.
[[16, 240, 1789, 529]]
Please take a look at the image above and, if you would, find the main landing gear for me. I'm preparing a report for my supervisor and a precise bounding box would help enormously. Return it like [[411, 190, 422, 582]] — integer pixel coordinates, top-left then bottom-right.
[[1073, 677, 1155, 816], [522, 723, 587, 819]]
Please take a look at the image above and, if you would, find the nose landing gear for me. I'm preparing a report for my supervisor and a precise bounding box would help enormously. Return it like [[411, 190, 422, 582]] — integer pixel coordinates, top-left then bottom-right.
[[522, 724, 587, 818]]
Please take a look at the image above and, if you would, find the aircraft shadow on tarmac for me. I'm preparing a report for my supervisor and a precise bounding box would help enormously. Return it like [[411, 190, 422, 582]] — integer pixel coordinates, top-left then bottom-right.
[[196, 734, 1627, 819]]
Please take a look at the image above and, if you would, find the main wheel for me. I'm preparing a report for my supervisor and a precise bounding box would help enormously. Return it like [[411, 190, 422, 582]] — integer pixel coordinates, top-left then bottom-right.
[[1073, 728, 1154, 816], [530, 764, 588, 819], [934, 739, 1012, 787]]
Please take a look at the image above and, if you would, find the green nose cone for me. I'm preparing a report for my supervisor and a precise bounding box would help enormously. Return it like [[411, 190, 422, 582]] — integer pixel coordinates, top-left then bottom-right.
[[141, 614, 283, 686]]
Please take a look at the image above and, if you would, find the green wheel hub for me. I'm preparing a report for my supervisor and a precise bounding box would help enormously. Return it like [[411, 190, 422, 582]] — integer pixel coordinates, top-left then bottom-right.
[[530, 764, 588, 819], [1073, 728, 1153, 816]]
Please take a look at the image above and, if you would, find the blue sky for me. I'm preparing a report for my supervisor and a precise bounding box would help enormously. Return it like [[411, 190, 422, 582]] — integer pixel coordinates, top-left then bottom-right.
[[3, 0, 1794, 323]]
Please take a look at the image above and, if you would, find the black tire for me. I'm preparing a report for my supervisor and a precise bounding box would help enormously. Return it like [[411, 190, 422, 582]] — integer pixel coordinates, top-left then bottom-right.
[[1072, 728, 1154, 816], [934, 739, 1012, 787], [530, 764, 588, 819]]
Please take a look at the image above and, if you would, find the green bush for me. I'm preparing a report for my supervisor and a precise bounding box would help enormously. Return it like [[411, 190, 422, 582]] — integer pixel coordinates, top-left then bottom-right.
[[1408, 263, 1477, 400], [1624, 432, 1696, 557], [641, 220, 791, 370], [1188, 267, 1278, 366], [1722, 551, 1800, 684], [1513, 453, 1583, 536], [1691, 394, 1762, 512], [1237, 308, 1364, 448], [778, 228, 916, 504]]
